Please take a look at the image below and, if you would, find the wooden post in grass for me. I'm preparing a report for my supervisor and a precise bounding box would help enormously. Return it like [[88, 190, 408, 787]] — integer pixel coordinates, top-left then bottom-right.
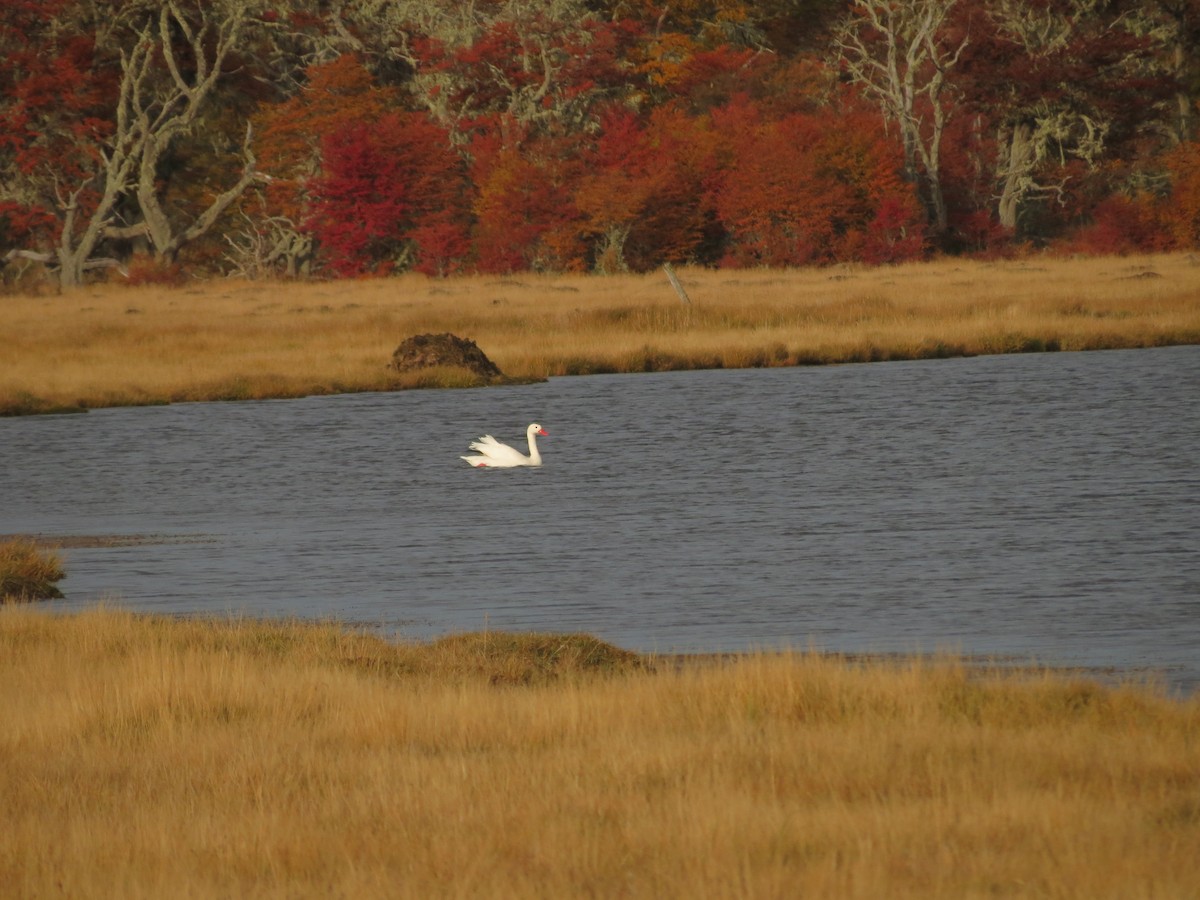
[[662, 262, 692, 305]]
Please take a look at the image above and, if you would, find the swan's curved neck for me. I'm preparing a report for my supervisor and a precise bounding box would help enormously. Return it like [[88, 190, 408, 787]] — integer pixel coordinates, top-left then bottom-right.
[[526, 429, 542, 464]]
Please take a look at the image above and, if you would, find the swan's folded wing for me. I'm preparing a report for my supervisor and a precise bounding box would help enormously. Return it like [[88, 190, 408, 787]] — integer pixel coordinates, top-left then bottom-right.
[[468, 435, 504, 454]]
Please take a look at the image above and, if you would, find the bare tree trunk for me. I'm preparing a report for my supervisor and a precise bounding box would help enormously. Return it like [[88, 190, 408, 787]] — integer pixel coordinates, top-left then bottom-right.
[[3, 1, 283, 288], [1152, 0, 1198, 143], [117, 2, 265, 264], [917, 78, 951, 234], [56, 190, 97, 288], [49, 32, 154, 288], [1173, 36, 1194, 141], [836, 0, 967, 238], [997, 121, 1035, 232], [594, 226, 630, 274], [137, 126, 267, 264]]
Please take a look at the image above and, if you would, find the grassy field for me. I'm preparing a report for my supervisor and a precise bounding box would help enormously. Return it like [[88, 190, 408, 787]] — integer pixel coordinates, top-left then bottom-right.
[[5, 256, 1199, 895], [3, 253, 1199, 414], [2, 607, 1197, 899]]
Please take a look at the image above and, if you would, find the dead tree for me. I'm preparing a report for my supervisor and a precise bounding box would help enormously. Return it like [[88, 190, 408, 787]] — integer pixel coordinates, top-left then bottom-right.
[[837, 0, 968, 235], [7, 1, 273, 287], [105, 2, 270, 265]]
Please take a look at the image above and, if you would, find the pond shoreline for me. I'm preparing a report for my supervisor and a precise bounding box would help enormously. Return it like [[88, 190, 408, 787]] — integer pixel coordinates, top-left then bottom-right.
[[4, 253, 1199, 416], [4, 338, 1197, 417], [2, 565, 1181, 695]]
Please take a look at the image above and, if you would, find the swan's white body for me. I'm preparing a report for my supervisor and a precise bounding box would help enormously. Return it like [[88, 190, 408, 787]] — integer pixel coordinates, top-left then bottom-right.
[[461, 423, 547, 468]]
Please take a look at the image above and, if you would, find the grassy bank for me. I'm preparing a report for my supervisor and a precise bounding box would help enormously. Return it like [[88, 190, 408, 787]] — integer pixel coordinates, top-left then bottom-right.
[[2, 607, 1197, 898], [3, 254, 1199, 414], [0, 538, 64, 601]]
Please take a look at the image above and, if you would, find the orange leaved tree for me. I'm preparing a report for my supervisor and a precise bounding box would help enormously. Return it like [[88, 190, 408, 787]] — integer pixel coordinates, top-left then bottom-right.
[[711, 99, 925, 267], [574, 105, 720, 272], [1161, 138, 1200, 248]]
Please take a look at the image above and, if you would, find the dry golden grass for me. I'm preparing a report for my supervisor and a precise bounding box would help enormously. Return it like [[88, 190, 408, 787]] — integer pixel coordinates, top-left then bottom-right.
[[0, 538, 65, 601], [3, 253, 1199, 414], [2, 606, 1197, 899]]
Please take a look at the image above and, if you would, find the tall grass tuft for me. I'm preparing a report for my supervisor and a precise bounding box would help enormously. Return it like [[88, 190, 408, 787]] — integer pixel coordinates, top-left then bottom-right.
[[2, 607, 1198, 898], [0, 539, 64, 602]]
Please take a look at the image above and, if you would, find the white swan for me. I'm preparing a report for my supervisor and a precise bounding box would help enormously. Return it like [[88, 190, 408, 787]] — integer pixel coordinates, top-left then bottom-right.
[[461, 423, 548, 468]]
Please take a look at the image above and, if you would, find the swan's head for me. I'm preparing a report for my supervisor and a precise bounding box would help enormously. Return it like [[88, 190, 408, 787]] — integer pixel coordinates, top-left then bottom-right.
[[529, 423, 548, 436]]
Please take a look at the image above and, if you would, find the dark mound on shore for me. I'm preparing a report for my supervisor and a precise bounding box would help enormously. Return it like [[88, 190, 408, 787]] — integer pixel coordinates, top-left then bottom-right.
[[389, 332, 503, 380]]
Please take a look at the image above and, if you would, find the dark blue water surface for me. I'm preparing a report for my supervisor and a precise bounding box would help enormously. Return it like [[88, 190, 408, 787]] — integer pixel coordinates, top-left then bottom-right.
[[3, 346, 1198, 692]]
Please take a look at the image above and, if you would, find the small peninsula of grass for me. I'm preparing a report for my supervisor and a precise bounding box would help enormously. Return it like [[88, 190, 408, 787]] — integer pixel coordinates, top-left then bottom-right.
[[1, 607, 1197, 898], [0, 539, 65, 602], [3, 253, 1199, 415]]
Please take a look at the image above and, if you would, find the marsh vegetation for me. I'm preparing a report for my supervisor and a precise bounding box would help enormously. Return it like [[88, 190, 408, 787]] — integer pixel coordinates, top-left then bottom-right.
[[1, 608, 1197, 898], [0, 539, 64, 602], [3, 254, 1199, 415]]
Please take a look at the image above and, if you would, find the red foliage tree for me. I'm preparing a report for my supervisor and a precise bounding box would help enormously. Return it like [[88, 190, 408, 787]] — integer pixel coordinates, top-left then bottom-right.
[[247, 55, 401, 275], [306, 111, 469, 276], [255, 56, 400, 224], [8, 0, 1197, 284], [710, 100, 925, 267], [0, 0, 117, 258], [1067, 194, 1166, 255], [1160, 138, 1200, 247], [573, 105, 720, 271], [1072, 137, 1200, 254], [470, 129, 587, 273]]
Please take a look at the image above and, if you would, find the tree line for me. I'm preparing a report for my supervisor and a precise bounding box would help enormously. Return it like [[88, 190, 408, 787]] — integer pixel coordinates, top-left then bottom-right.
[[2, 0, 1198, 288]]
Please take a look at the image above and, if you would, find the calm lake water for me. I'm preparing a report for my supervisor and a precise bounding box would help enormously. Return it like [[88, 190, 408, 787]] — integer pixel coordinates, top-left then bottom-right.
[[3, 346, 1198, 692]]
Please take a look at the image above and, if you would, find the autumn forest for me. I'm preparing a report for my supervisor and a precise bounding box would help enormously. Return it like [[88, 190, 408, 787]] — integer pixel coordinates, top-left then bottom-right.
[[3, 0, 1200, 289]]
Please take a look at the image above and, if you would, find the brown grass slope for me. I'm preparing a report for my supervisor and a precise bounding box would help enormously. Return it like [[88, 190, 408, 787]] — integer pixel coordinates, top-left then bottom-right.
[[2, 607, 1198, 898], [3, 254, 1199, 414]]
